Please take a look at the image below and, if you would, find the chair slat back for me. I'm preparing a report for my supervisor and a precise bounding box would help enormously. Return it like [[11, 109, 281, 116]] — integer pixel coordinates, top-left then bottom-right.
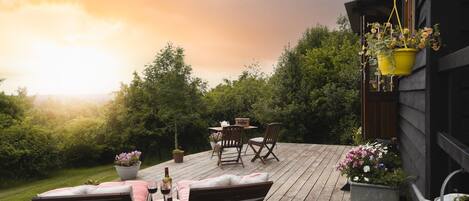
[[263, 123, 282, 144], [221, 125, 244, 148]]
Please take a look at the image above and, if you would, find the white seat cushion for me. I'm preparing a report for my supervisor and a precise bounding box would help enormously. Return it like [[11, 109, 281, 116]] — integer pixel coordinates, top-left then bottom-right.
[[87, 184, 132, 195], [232, 172, 269, 185], [249, 137, 264, 143], [38, 185, 96, 197], [189, 174, 233, 189]]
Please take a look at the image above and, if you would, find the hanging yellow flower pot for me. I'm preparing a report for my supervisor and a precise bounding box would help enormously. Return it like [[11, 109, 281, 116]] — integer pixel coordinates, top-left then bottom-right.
[[377, 48, 418, 76], [364, 0, 441, 77]]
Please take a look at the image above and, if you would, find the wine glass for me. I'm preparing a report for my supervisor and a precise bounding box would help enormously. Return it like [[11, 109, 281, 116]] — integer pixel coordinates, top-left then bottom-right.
[[147, 181, 157, 201], [160, 181, 171, 201]]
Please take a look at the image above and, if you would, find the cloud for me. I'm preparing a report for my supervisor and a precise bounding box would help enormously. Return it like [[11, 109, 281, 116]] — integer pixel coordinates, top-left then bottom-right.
[[0, 0, 348, 94]]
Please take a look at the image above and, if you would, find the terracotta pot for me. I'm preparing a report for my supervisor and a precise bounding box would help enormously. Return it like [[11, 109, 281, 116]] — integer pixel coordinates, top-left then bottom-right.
[[173, 150, 184, 163], [115, 161, 141, 180], [377, 48, 418, 76]]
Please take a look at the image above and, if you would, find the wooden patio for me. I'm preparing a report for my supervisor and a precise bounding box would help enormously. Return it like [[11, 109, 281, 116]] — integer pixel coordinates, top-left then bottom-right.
[[138, 143, 352, 201]]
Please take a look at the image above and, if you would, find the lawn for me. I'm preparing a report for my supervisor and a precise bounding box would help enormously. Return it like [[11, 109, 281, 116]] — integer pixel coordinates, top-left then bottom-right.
[[0, 160, 161, 201]]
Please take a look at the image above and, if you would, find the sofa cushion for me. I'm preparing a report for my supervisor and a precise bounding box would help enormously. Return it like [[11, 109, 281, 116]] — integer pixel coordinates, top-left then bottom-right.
[[234, 172, 269, 185], [87, 184, 132, 195], [189, 174, 232, 189], [97, 180, 148, 201], [38, 185, 96, 197], [249, 137, 264, 143]]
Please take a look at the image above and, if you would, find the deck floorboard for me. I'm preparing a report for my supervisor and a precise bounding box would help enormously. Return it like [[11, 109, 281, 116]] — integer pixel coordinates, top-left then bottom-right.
[[139, 143, 351, 201]]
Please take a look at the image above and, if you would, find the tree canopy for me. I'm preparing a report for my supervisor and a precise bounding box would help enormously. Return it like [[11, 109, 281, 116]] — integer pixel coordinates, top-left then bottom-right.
[[0, 17, 361, 182]]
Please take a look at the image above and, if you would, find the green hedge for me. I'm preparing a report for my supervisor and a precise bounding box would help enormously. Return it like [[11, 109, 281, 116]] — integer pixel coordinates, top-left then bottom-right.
[[0, 123, 60, 179]]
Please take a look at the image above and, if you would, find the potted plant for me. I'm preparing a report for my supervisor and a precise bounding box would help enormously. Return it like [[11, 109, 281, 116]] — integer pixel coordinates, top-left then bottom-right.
[[337, 142, 406, 201], [364, 22, 441, 76], [172, 122, 184, 163], [173, 148, 184, 163], [114, 150, 142, 180], [209, 132, 222, 150]]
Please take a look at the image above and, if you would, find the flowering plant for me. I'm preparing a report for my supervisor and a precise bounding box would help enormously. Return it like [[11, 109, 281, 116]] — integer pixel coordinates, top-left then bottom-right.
[[336, 142, 406, 187], [363, 22, 441, 62], [114, 150, 142, 167], [209, 132, 222, 142]]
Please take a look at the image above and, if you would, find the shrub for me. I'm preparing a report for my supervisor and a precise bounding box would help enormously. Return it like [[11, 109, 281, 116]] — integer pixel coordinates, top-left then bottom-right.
[[0, 123, 60, 179], [59, 117, 106, 167]]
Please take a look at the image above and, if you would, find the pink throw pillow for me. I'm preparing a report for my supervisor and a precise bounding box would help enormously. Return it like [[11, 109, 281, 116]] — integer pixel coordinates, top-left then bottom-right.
[[176, 180, 196, 201], [97, 180, 149, 201]]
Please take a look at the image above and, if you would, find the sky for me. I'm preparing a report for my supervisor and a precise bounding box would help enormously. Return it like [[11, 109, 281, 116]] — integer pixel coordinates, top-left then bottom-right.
[[0, 0, 348, 95]]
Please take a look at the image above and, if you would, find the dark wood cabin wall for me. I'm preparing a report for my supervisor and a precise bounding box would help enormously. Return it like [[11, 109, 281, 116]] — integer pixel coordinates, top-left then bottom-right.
[[430, 0, 469, 197], [398, 52, 427, 195], [397, 0, 430, 197]]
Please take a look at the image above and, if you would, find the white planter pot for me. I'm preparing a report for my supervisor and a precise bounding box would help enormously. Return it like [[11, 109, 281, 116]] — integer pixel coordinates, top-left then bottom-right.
[[210, 141, 216, 150], [115, 161, 141, 180], [350, 181, 399, 201]]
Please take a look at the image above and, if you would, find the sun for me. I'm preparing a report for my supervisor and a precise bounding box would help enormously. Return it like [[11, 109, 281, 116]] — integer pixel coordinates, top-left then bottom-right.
[[27, 42, 123, 95]]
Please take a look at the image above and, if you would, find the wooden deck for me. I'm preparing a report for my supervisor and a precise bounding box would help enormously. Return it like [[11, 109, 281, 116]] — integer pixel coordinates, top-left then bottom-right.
[[138, 143, 352, 201]]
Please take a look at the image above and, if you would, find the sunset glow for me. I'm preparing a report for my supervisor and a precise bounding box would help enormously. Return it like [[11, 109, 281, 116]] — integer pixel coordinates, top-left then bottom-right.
[[0, 0, 347, 95]]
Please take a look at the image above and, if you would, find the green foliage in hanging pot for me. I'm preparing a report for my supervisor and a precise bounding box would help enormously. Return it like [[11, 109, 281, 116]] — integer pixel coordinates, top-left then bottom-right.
[[362, 0, 441, 76], [364, 23, 441, 76]]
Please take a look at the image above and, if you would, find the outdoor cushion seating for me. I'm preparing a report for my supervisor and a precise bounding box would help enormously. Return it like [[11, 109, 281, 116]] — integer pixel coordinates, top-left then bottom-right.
[[32, 180, 148, 201], [248, 123, 282, 164], [176, 173, 271, 201]]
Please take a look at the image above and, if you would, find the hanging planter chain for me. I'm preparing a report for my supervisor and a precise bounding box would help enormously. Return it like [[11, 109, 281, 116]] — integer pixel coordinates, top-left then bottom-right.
[[386, 0, 408, 49]]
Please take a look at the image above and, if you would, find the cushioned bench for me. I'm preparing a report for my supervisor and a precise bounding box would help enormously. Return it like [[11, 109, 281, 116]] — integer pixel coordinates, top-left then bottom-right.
[[176, 173, 273, 201], [32, 180, 148, 201]]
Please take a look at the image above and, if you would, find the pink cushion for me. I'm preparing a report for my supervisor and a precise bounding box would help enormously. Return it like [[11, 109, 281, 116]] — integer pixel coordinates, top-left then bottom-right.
[[98, 180, 148, 201], [176, 180, 195, 201], [38, 185, 96, 197]]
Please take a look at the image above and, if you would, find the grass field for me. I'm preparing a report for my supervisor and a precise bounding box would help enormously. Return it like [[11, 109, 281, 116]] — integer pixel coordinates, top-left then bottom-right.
[[0, 160, 162, 201]]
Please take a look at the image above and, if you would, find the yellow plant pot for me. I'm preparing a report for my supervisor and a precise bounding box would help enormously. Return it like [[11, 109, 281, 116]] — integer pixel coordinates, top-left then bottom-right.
[[377, 48, 418, 76]]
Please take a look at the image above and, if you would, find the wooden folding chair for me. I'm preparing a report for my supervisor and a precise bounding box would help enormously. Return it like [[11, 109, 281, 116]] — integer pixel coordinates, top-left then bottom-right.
[[216, 125, 245, 167], [248, 123, 282, 164]]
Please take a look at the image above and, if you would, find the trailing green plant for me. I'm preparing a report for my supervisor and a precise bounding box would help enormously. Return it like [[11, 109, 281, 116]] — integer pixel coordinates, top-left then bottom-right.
[[455, 196, 469, 201], [352, 127, 363, 146]]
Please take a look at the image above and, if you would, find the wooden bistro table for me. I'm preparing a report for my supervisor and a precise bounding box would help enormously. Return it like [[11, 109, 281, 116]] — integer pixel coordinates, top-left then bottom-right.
[[208, 125, 258, 132], [209, 125, 258, 155]]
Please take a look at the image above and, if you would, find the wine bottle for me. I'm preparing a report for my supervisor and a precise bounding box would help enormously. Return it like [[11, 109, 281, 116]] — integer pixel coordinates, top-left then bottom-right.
[[161, 167, 172, 200]]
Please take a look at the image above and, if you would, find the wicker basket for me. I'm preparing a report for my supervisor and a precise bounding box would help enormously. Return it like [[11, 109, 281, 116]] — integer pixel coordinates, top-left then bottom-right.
[[235, 118, 250, 127]]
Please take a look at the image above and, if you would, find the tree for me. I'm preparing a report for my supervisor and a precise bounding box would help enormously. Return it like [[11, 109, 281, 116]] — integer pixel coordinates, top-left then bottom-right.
[[258, 19, 361, 144], [143, 44, 207, 151], [104, 43, 208, 158], [205, 63, 270, 126]]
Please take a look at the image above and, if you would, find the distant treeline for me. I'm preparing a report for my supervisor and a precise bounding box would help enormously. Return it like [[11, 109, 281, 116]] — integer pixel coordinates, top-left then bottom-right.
[[0, 18, 360, 181]]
